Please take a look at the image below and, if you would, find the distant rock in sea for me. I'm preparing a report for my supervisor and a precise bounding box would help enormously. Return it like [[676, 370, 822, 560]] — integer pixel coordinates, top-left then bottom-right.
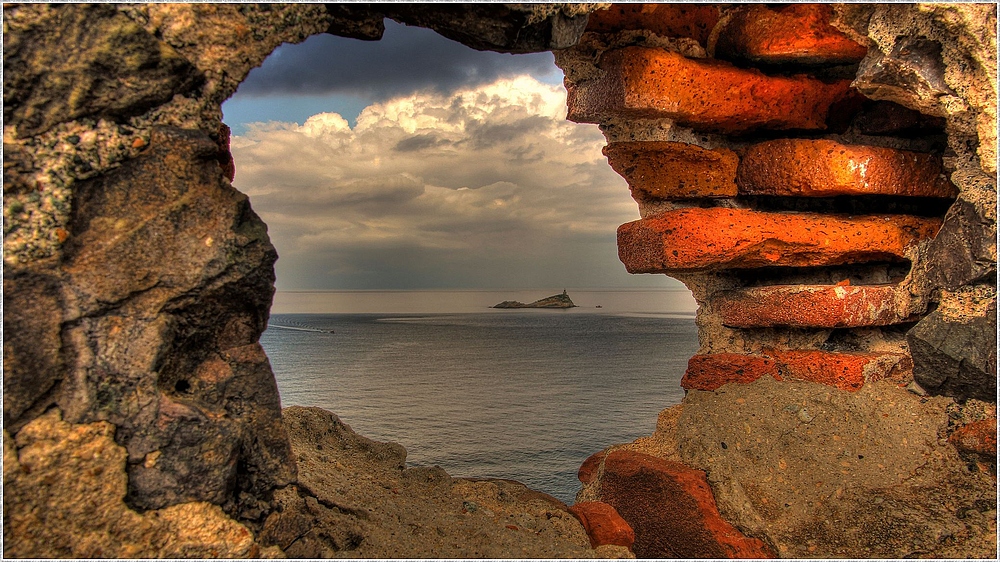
[[492, 290, 577, 309]]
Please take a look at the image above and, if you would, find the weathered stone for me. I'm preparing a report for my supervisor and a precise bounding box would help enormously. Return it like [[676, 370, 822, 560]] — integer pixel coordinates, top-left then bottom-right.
[[582, 450, 774, 558], [618, 208, 942, 273], [217, 122, 236, 182], [384, 4, 594, 53], [908, 298, 997, 402], [53, 126, 294, 512], [682, 354, 779, 392], [3, 409, 275, 558], [713, 4, 868, 66], [948, 419, 997, 460], [678, 378, 997, 558], [769, 350, 912, 391], [604, 141, 738, 200], [568, 501, 636, 549], [322, 4, 386, 41], [683, 351, 911, 392], [567, 47, 854, 133], [853, 35, 954, 118], [917, 197, 997, 290], [2, 271, 65, 429], [715, 284, 916, 328], [279, 406, 602, 558], [585, 4, 720, 46], [2, 4, 202, 137], [737, 139, 958, 198]]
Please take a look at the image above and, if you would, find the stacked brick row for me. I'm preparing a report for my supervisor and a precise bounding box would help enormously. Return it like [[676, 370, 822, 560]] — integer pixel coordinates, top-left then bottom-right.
[[559, 3, 954, 394], [556, 5, 956, 557]]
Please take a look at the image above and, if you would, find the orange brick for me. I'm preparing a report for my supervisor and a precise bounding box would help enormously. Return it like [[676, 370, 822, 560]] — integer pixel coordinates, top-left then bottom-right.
[[617, 208, 942, 273], [683, 354, 779, 391], [715, 284, 917, 328], [684, 352, 913, 392], [604, 141, 738, 200], [591, 451, 775, 558], [737, 139, 958, 198], [948, 419, 998, 458], [568, 501, 636, 549], [586, 4, 720, 46], [769, 350, 913, 391], [713, 4, 868, 66], [567, 47, 854, 133]]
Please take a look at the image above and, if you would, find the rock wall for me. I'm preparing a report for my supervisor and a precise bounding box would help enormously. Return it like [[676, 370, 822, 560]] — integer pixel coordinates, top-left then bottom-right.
[[557, 3, 996, 558], [3, 2, 996, 559], [2, 3, 595, 556]]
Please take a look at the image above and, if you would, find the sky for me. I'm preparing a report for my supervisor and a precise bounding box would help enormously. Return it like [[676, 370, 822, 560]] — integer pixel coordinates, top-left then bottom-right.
[[223, 20, 684, 291]]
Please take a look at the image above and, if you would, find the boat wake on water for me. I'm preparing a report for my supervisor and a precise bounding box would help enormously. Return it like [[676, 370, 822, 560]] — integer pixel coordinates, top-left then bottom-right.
[[268, 323, 335, 334]]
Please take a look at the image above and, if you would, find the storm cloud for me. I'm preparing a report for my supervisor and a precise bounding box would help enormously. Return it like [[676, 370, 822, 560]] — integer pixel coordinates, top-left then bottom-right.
[[234, 20, 560, 101], [230, 77, 673, 290]]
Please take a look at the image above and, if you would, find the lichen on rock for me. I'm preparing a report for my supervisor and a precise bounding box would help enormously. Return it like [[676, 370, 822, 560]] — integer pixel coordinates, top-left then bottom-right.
[[3, 408, 280, 558]]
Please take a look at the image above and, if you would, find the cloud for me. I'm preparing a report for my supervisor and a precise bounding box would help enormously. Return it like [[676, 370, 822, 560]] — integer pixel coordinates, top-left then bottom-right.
[[231, 76, 670, 290], [234, 20, 560, 100]]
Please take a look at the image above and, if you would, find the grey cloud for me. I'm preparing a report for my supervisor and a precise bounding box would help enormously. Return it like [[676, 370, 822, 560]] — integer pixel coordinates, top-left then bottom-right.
[[467, 115, 552, 150], [235, 20, 558, 100], [250, 175, 425, 215], [394, 134, 451, 153]]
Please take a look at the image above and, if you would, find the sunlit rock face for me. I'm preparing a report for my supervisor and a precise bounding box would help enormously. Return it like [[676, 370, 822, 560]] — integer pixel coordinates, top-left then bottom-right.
[[3, 2, 996, 558]]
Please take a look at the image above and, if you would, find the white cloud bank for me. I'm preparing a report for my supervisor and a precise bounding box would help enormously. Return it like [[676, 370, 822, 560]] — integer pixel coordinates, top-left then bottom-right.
[[230, 76, 676, 290]]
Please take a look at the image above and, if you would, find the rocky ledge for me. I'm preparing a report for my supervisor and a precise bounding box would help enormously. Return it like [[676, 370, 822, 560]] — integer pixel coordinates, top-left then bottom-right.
[[263, 406, 632, 558], [3, 404, 633, 558], [493, 290, 578, 309]]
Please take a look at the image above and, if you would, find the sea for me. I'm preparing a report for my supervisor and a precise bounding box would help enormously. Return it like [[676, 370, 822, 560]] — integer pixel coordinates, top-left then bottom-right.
[[262, 289, 699, 504]]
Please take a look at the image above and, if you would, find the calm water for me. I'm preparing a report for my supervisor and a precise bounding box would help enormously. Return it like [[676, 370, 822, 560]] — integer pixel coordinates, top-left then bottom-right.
[[263, 289, 699, 503]]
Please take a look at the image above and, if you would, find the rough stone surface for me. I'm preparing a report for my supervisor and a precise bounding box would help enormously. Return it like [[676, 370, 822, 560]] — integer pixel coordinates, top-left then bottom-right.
[[682, 353, 780, 392], [567, 47, 854, 133], [385, 4, 597, 53], [3, 271, 66, 427], [769, 350, 912, 391], [677, 378, 996, 558], [56, 127, 293, 514], [576, 450, 774, 558], [853, 33, 954, 119], [618, 208, 942, 273], [714, 284, 916, 328], [585, 4, 720, 46], [604, 141, 738, 200], [3, 409, 279, 558], [908, 293, 997, 402], [837, 3, 997, 174], [736, 138, 958, 198], [712, 4, 868, 66], [916, 197, 997, 291], [683, 351, 912, 392], [568, 501, 636, 549], [270, 406, 615, 558], [949, 418, 998, 462], [2, 4, 202, 137]]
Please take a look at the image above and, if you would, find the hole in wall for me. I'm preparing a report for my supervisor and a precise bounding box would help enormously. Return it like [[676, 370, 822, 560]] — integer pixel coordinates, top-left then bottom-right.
[[222, 20, 699, 503]]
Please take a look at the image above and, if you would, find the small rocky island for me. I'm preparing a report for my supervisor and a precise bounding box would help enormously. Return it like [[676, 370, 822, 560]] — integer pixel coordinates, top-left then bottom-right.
[[493, 290, 577, 309]]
